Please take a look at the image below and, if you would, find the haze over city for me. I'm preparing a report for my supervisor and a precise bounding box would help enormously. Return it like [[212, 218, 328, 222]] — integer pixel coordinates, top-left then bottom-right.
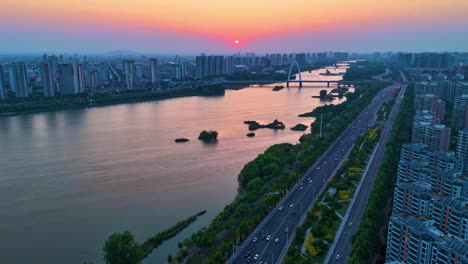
[[2, 0, 468, 54]]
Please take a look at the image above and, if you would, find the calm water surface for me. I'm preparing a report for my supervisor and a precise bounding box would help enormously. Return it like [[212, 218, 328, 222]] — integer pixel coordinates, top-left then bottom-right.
[[0, 65, 349, 263]]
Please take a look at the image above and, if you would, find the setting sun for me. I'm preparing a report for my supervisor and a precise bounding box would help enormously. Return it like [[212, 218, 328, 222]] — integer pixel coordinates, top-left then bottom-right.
[[235, 39, 240, 44]]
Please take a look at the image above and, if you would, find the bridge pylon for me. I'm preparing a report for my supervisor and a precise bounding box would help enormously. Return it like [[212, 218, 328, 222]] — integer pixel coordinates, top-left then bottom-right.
[[287, 61, 302, 88]]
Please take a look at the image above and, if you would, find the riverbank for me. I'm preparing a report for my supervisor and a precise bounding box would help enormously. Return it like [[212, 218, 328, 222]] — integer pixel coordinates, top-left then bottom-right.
[[169, 83, 386, 264], [0, 85, 226, 117]]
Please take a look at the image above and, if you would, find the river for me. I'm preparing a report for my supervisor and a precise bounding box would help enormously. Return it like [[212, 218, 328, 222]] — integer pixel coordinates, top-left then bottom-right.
[[0, 64, 349, 263]]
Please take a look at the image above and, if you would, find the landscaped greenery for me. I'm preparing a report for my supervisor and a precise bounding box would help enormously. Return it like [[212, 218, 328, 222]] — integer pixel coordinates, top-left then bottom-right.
[[348, 85, 414, 264], [167, 83, 386, 264], [377, 89, 399, 122], [284, 127, 382, 264]]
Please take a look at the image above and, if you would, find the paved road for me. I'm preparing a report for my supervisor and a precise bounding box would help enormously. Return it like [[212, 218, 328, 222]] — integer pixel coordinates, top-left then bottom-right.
[[227, 85, 399, 264], [328, 84, 407, 263]]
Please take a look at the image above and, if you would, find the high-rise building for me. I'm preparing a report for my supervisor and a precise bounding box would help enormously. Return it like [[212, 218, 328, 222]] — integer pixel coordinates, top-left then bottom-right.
[[412, 122, 451, 152], [40, 63, 55, 97], [76, 64, 86, 93], [430, 98, 445, 122], [196, 55, 224, 78], [431, 196, 468, 240], [295, 53, 306, 65], [123, 60, 136, 90], [224, 56, 234, 75], [0, 64, 6, 99], [58, 63, 78, 94], [175, 63, 186, 80], [150, 58, 158, 87], [457, 129, 468, 174], [386, 214, 468, 264], [9, 62, 29, 97], [98, 62, 109, 85], [452, 95, 468, 130], [425, 124, 451, 152], [414, 94, 436, 111], [89, 71, 99, 90], [392, 181, 433, 216]]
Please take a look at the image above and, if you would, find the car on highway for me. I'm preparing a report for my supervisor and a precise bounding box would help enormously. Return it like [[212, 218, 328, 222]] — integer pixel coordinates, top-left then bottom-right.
[[307, 177, 311, 181], [336, 254, 340, 260], [323, 161, 327, 165], [289, 203, 294, 208], [349, 222, 353, 227], [246, 257, 251, 263], [309, 180, 312, 184], [252, 237, 258, 243], [300, 186, 304, 191], [285, 227, 289, 232], [278, 205, 284, 211], [317, 166, 320, 170], [254, 254, 259, 260], [266, 235, 271, 241], [274, 238, 279, 243]]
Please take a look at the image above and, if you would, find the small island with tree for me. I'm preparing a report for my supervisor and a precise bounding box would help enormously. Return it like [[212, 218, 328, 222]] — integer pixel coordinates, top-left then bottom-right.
[[290, 124, 308, 131], [244, 119, 286, 130], [246, 132, 255, 137], [198, 130, 218, 142], [272, 85, 284, 91], [311, 89, 334, 101]]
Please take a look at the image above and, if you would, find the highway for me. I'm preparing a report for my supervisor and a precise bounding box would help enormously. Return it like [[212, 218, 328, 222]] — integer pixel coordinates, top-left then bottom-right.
[[328, 84, 407, 263], [226, 84, 399, 264]]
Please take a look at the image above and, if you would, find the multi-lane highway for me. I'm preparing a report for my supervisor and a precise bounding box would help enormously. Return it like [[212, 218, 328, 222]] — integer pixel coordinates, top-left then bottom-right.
[[328, 84, 406, 263], [227, 84, 399, 264]]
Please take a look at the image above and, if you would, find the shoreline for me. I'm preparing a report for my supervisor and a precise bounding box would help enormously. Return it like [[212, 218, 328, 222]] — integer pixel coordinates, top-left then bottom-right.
[[0, 85, 231, 118]]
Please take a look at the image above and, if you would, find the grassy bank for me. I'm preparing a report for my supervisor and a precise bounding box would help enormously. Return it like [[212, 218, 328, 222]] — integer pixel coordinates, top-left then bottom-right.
[[101, 211, 206, 264], [348, 85, 414, 264]]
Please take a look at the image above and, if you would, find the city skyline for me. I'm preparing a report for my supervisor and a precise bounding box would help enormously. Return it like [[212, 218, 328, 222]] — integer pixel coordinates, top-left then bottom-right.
[[1, 0, 468, 54]]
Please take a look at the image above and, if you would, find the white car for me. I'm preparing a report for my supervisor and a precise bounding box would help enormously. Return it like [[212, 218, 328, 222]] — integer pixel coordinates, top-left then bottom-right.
[[309, 180, 312, 184], [253, 237, 258, 243], [274, 238, 279, 243], [336, 254, 340, 260], [289, 203, 294, 208], [349, 222, 353, 227], [317, 166, 320, 170], [254, 254, 259, 260], [278, 205, 284, 211], [300, 186, 304, 191], [266, 235, 271, 241]]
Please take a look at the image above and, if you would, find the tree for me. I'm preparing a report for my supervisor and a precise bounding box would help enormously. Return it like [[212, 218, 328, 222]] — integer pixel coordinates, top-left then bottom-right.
[[103, 231, 143, 264], [320, 90, 328, 99]]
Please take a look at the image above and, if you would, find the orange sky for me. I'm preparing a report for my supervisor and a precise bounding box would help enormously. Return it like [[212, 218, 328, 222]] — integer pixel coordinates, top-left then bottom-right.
[[1, 0, 468, 53], [3, 0, 468, 40]]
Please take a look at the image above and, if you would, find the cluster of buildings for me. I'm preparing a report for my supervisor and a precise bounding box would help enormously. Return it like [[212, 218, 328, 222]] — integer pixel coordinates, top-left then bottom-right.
[[0, 54, 165, 99], [195, 52, 348, 78], [385, 78, 468, 263], [0, 54, 113, 99], [398, 52, 457, 70]]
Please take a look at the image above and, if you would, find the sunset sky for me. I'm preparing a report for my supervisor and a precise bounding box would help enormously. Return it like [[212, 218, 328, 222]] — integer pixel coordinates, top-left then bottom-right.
[[1, 0, 468, 54]]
